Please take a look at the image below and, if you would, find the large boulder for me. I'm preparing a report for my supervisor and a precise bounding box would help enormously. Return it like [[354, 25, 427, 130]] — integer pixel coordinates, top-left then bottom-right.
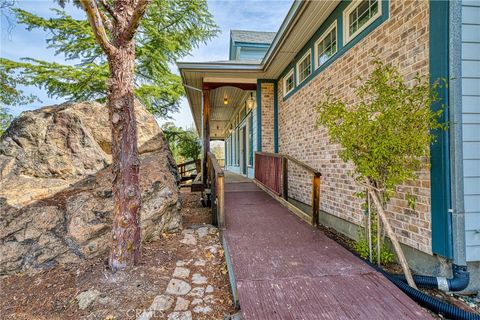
[[0, 102, 181, 274]]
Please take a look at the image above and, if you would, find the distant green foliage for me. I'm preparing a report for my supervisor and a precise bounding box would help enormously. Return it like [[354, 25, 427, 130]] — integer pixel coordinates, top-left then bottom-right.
[[1, 0, 218, 118], [316, 60, 446, 195], [0, 107, 12, 136], [211, 144, 224, 161], [162, 122, 201, 163], [0, 66, 38, 136], [355, 211, 395, 264]]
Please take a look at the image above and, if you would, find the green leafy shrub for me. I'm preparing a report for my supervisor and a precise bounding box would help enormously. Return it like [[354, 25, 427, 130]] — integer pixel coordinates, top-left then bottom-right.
[[355, 211, 395, 265]]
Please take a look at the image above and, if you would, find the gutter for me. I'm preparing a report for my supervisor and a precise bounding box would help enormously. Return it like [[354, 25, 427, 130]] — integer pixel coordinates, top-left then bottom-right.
[[176, 61, 263, 72]]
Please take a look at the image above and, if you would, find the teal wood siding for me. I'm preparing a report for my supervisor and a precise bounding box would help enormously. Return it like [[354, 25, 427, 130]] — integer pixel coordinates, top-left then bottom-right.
[[239, 47, 269, 61], [462, 0, 480, 262]]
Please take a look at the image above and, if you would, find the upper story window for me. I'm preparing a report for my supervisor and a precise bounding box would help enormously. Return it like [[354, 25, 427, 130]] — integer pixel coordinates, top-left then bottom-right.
[[315, 21, 337, 69], [344, 0, 381, 43], [296, 50, 312, 84], [283, 69, 295, 96]]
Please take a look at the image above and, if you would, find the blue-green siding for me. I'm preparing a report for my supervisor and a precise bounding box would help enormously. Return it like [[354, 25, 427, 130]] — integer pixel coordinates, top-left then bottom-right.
[[462, 0, 480, 262]]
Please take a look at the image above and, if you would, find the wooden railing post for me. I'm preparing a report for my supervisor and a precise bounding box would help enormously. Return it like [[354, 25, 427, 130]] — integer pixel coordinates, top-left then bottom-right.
[[206, 151, 225, 229], [282, 156, 288, 201], [312, 173, 321, 227], [217, 174, 225, 228]]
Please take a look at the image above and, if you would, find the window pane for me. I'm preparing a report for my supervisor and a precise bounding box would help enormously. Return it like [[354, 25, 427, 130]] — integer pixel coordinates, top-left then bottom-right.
[[348, 0, 379, 37], [285, 71, 294, 93], [298, 53, 311, 83], [317, 26, 337, 67]]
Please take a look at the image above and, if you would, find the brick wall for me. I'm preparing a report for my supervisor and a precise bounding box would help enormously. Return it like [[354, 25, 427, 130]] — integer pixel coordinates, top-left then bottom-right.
[[261, 83, 275, 153], [277, 0, 432, 254]]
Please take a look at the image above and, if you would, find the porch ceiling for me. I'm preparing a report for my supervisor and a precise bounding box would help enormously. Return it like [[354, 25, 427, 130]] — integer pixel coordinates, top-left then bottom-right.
[[180, 68, 261, 139], [210, 86, 252, 139]]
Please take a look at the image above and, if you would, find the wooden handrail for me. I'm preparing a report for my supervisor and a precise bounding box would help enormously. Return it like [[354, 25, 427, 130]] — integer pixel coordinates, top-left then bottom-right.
[[207, 152, 225, 228], [254, 151, 321, 227], [256, 152, 321, 176], [207, 152, 224, 177], [284, 155, 321, 176], [177, 159, 198, 167]]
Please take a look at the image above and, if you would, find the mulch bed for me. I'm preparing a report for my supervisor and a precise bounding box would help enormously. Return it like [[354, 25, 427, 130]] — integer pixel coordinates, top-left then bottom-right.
[[0, 190, 235, 320]]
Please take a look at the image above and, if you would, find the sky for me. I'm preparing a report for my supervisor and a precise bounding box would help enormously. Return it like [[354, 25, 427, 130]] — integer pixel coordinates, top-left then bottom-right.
[[0, 0, 293, 129]]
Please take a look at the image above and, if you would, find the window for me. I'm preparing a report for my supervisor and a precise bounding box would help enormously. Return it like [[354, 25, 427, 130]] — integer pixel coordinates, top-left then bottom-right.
[[283, 69, 295, 96], [315, 22, 337, 69], [296, 50, 312, 84], [344, 0, 381, 43]]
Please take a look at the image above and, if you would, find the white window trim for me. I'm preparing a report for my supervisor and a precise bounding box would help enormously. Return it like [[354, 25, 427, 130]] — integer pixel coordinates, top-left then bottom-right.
[[314, 21, 338, 70], [296, 49, 312, 85], [283, 68, 295, 97], [343, 0, 382, 44]]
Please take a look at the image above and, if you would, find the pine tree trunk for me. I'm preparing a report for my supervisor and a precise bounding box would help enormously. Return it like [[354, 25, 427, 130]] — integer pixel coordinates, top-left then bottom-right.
[[107, 41, 141, 271]]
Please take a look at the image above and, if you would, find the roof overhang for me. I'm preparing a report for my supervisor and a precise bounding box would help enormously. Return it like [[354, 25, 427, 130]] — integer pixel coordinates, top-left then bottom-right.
[[178, 64, 263, 138]]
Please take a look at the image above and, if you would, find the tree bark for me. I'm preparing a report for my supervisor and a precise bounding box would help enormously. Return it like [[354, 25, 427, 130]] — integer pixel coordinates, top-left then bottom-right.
[[107, 40, 141, 271], [368, 188, 417, 289], [80, 0, 151, 272]]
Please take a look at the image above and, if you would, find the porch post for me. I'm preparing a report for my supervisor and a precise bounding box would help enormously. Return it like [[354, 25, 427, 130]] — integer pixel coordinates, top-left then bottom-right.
[[202, 88, 211, 186]]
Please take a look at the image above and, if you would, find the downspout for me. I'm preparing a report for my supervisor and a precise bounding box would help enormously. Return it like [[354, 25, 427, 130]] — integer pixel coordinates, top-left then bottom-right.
[[395, 0, 469, 292]]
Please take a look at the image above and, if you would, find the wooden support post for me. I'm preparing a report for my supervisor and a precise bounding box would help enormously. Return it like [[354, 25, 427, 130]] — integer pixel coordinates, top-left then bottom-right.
[[202, 89, 210, 187], [217, 174, 225, 229], [282, 157, 288, 201], [312, 173, 320, 227]]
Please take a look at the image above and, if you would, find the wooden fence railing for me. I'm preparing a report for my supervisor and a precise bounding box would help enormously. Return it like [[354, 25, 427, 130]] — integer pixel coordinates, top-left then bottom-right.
[[207, 152, 225, 228], [178, 159, 201, 182], [254, 152, 321, 227], [254, 152, 283, 195]]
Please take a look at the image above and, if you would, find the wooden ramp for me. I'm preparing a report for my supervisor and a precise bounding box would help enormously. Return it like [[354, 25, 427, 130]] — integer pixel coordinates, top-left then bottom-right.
[[222, 177, 432, 320]]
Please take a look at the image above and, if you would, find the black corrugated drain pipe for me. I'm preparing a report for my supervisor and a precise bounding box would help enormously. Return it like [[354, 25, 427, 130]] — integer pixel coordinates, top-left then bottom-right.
[[367, 262, 479, 320], [393, 264, 470, 292]]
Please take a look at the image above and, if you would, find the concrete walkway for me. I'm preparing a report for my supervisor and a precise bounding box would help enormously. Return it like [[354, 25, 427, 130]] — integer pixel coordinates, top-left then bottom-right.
[[222, 176, 432, 320]]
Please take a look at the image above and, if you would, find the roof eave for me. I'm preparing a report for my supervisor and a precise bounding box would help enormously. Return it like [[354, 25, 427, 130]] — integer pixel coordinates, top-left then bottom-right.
[[177, 61, 263, 72]]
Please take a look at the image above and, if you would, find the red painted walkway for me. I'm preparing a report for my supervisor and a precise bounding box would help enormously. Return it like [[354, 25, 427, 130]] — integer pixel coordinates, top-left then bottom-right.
[[223, 179, 432, 320]]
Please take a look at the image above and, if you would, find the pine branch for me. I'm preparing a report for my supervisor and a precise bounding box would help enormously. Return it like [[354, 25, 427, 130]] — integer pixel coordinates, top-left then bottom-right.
[[79, 0, 116, 55]]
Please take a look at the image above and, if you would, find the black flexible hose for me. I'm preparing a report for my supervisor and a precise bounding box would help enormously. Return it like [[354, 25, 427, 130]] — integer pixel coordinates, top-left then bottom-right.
[[369, 263, 480, 320], [393, 264, 470, 292]]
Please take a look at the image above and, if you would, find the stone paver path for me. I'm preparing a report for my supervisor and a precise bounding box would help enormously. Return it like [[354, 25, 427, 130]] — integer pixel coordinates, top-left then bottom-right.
[[138, 225, 223, 320]]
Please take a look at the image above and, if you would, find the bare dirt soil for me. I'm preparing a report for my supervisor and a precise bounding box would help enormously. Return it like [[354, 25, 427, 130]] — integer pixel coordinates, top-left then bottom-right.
[[0, 189, 235, 320]]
